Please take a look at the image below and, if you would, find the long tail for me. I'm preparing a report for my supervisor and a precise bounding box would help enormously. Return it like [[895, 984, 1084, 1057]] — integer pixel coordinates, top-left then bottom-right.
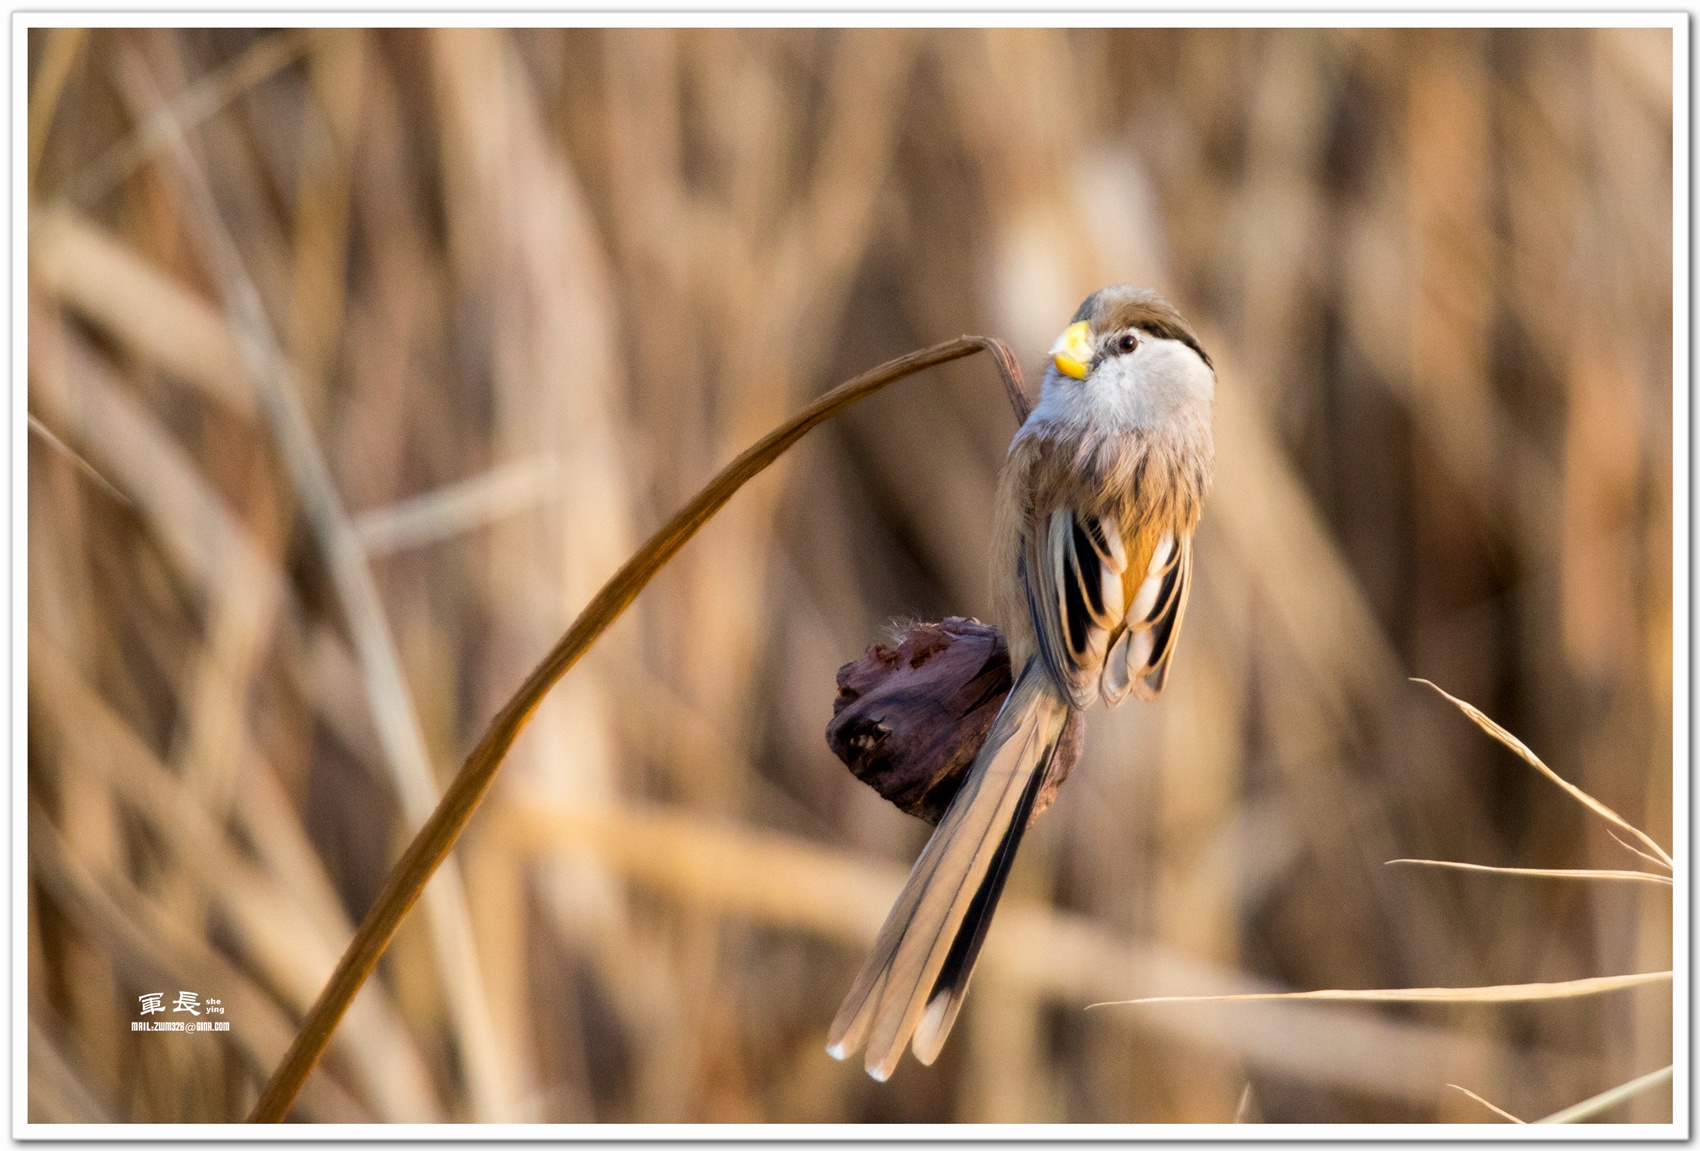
[[825, 656, 1070, 1081]]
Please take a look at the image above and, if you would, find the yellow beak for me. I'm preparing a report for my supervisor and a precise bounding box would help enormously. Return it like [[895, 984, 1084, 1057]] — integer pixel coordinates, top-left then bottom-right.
[[1049, 321, 1092, 379]]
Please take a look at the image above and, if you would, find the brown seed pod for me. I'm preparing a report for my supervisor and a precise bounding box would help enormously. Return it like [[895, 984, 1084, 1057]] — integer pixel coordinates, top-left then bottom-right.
[[826, 617, 1082, 828]]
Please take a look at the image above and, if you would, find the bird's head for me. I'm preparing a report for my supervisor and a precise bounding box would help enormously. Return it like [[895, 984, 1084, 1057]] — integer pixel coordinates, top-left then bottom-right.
[[1033, 286, 1215, 434]]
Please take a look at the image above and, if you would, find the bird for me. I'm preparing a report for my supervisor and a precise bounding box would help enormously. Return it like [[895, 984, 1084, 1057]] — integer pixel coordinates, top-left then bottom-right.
[[825, 285, 1216, 1081]]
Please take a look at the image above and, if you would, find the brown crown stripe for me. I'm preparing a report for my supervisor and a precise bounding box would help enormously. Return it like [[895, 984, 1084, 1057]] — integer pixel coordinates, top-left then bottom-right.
[[1073, 287, 1214, 370]]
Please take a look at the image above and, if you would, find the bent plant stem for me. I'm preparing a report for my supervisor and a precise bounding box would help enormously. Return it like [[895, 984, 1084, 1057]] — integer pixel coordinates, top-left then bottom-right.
[[247, 335, 1030, 1121]]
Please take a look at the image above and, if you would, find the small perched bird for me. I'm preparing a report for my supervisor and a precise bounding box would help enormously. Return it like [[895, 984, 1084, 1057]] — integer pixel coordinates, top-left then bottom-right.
[[826, 286, 1216, 1081]]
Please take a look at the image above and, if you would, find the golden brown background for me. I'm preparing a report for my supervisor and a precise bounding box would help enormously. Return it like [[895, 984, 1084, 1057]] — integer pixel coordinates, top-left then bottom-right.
[[26, 27, 1673, 1124]]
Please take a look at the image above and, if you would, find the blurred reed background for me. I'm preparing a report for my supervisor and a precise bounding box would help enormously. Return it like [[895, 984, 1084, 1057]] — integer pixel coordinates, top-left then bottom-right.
[[26, 26, 1673, 1124]]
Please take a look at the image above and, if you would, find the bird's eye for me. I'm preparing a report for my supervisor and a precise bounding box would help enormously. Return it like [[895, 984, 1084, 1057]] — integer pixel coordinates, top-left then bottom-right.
[[1116, 333, 1139, 354]]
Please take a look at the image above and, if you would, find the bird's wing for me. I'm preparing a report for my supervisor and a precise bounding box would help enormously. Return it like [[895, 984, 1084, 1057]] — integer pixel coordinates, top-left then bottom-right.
[[1101, 529, 1193, 706], [1023, 507, 1129, 709]]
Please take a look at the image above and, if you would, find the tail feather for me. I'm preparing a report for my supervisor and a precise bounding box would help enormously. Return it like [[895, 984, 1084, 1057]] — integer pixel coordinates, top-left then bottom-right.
[[825, 658, 1069, 1079], [911, 757, 1050, 1065]]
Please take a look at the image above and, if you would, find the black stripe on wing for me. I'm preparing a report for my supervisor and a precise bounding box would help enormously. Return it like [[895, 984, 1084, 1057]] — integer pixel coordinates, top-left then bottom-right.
[[1028, 511, 1127, 709], [1063, 534, 1094, 657]]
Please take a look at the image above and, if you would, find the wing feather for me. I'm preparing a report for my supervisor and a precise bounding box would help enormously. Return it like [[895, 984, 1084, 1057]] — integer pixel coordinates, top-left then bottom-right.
[[1114, 531, 1194, 704], [1027, 510, 1127, 708]]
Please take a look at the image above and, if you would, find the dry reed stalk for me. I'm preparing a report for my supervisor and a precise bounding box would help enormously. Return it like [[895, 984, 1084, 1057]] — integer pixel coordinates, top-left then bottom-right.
[[32, 220, 431, 1105], [1091, 972, 1671, 1008], [24, 414, 128, 507], [1404, 32, 1543, 534], [27, 307, 281, 631], [1233, 1083, 1260, 1124], [353, 455, 560, 556], [431, 27, 656, 1110], [31, 208, 253, 415], [30, 634, 442, 1121], [65, 29, 309, 207], [1414, 679, 1673, 868], [620, 29, 917, 833], [1447, 1083, 1526, 1123], [165, 531, 280, 823], [119, 50, 511, 1117], [25, 371, 119, 1101], [27, 28, 86, 196], [1451, 1063, 1678, 1126], [40, 652, 124, 1104], [284, 28, 364, 409], [1386, 860, 1672, 887], [29, 304, 388, 826], [1606, 830, 1674, 874], [28, 1019, 112, 1123], [497, 797, 1573, 1105], [1415, 674, 1674, 1121], [28, 805, 367, 1122], [1535, 1064, 1673, 1124], [246, 335, 1028, 1120], [1096, 674, 1671, 1125]]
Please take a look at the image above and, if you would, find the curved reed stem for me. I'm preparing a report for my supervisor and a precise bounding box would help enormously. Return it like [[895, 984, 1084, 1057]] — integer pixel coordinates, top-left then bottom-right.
[[248, 335, 1030, 1121]]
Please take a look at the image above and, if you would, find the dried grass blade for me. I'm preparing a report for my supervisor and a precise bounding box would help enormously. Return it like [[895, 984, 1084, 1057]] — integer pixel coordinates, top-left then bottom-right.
[[27, 28, 87, 196], [246, 334, 1026, 1121], [1446, 1083, 1526, 1123], [1387, 859, 1672, 886], [26, 412, 131, 507], [30, 208, 253, 416], [28, 804, 367, 1121], [28, 1018, 112, 1123], [502, 798, 1573, 1105], [28, 310, 280, 628], [1089, 971, 1672, 1008], [1533, 1065, 1673, 1124], [30, 632, 442, 1121], [1606, 828, 1674, 873], [354, 454, 559, 556], [1413, 679, 1674, 869], [64, 28, 309, 204], [124, 54, 512, 1118]]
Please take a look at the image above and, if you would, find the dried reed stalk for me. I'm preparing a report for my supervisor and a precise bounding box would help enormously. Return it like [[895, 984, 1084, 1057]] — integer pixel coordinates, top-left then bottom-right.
[[1385, 859, 1672, 886], [29, 803, 368, 1122], [1451, 1062, 1678, 1126], [497, 796, 1564, 1103], [27, 28, 86, 196], [31, 631, 442, 1121], [119, 49, 512, 1115], [1535, 1065, 1673, 1124], [1447, 1082, 1526, 1123], [1414, 679, 1674, 868], [65, 29, 310, 206], [1091, 677, 1672, 1065], [247, 335, 1029, 1121], [1089, 971, 1671, 1008]]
